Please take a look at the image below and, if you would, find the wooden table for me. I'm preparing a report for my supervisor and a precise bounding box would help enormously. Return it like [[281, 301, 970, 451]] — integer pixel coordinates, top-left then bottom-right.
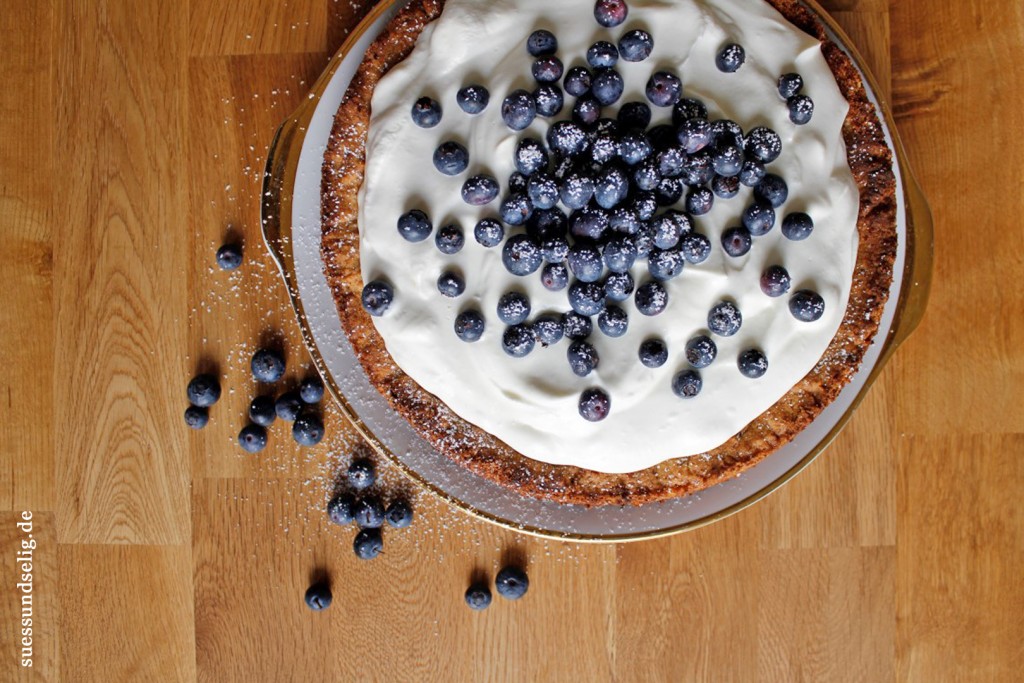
[[1, 0, 1021, 680]]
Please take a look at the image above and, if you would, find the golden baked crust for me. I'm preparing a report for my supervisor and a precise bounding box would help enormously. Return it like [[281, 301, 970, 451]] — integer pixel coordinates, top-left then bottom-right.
[[321, 0, 898, 507]]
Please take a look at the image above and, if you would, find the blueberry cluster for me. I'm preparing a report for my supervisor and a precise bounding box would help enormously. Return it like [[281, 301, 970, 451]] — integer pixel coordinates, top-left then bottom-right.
[[465, 565, 530, 611], [327, 458, 413, 561], [240, 348, 326, 451]]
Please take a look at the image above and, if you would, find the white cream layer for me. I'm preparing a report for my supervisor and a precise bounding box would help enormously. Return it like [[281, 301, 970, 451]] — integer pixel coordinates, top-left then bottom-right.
[[357, 0, 858, 473]]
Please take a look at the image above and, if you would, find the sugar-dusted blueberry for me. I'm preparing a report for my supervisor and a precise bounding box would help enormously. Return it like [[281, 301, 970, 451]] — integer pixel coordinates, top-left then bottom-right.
[[501, 89, 537, 131], [685, 335, 718, 368], [592, 69, 624, 106], [572, 96, 602, 127], [502, 234, 543, 276], [353, 528, 383, 560], [680, 150, 715, 187], [216, 242, 243, 271], [474, 218, 504, 247], [710, 119, 745, 148], [618, 132, 652, 166], [187, 373, 221, 407], [590, 132, 620, 165], [238, 424, 268, 453], [677, 117, 712, 154], [632, 159, 662, 191], [788, 95, 814, 125], [562, 311, 593, 340], [618, 101, 652, 129], [508, 171, 528, 195], [397, 208, 432, 242], [712, 142, 744, 178], [635, 280, 668, 316], [716, 43, 746, 73], [681, 232, 711, 264], [385, 499, 414, 529], [639, 338, 669, 368], [275, 390, 303, 421], [778, 72, 804, 99], [646, 71, 682, 107], [502, 324, 536, 358], [658, 146, 687, 178], [527, 29, 558, 56], [433, 141, 469, 176], [673, 97, 709, 125], [633, 225, 655, 259], [594, 0, 628, 27], [760, 265, 792, 298], [347, 458, 376, 490], [618, 29, 653, 62], [547, 120, 589, 157], [304, 582, 332, 611], [602, 236, 637, 273], [497, 291, 531, 325], [782, 212, 814, 241], [754, 174, 789, 208], [789, 290, 825, 322], [541, 262, 569, 291], [184, 405, 209, 430], [454, 309, 485, 342], [568, 280, 606, 316], [739, 159, 766, 187], [609, 206, 641, 234], [435, 224, 465, 255], [745, 127, 782, 163], [672, 370, 703, 398], [533, 84, 564, 117], [712, 174, 741, 199], [533, 315, 565, 347], [604, 271, 634, 302], [410, 96, 441, 128], [293, 411, 324, 447], [738, 348, 769, 378], [361, 280, 393, 317], [461, 175, 500, 206], [566, 242, 604, 283], [527, 173, 560, 211], [587, 41, 619, 70], [708, 301, 743, 337], [564, 66, 592, 97], [353, 496, 385, 529], [465, 584, 492, 611], [538, 234, 569, 264], [655, 177, 684, 206], [648, 247, 685, 282], [721, 226, 752, 258], [568, 340, 600, 377], [598, 305, 629, 338], [686, 187, 715, 216], [299, 376, 324, 404], [251, 349, 286, 386], [631, 191, 658, 221], [578, 387, 611, 422], [560, 174, 595, 212], [742, 202, 776, 236], [532, 55, 564, 83], [457, 84, 489, 114], [327, 491, 356, 525], [437, 270, 465, 298], [500, 194, 534, 226], [594, 168, 629, 209]]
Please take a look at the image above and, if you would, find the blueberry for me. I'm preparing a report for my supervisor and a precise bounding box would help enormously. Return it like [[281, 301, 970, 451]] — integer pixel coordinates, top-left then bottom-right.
[[566, 243, 604, 283], [618, 132, 652, 166], [512, 139, 547, 178], [532, 55, 564, 83], [296, 376, 324, 405], [385, 499, 414, 529], [353, 528, 383, 560], [594, 168, 629, 210], [572, 96, 602, 126], [646, 71, 682, 107], [658, 146, 687, 177], [184, 405, 209, 430], [435, 224, 465, 255], [604, 271, 634, 302], [500, 194, 534, 226], [187, 373, 221, 407], [708, 301, 742, 337], [618, 101, 652, 129], [672, 97, 708, 125], [533, 84, 564, 117], [686, 187, 715, 216], [633, 226, 655, 259], [304, 582, 332, 611], [680, 150, 715, 187], [568, 280, 606, 316], [454, 309, 485, 342], [547, 121, 589, 157], [635, 281, 668, 316], [238, 424, 268, 453], [541, 263, 570, 291], [578, 388, 611, 422], [738, 349, 769, 378], [465, 584, 492, 611], [711, 143, 744, 177], [598, 305, 629, 338], [327, 491, 355, 525], [587, 41, 618, 69], [632, 159, 662, 191], [534, 315, 565, 346], [602, 236, 637, 273], [778, 73, 804, 99], [685, 335, 718, 368], [788, 95, 814, 125], [710, 119, 745, 148], [562, 311, 593, 339], [531, 206, 569, 238], [742, 202, 776, 236], [568, 340, 600, 376], [680, 232, 711, 264], [639, 339, 669, 368], [474, 218, 504, 247], [677, 117, 712, 154], [590, 69, 623, 107], [353, 496, 385, 529], [672, 370, 703, 398], [361, 280, 394, 316], [631, 191, 658, 220], [716, 43, 746, 73], [251, 348, 286, 383], [248, 395, 276, 427], [410, 96, 441, 128], [502, 89, 537, 131], [712, 174, 741, 199], [457, 84, 490, 114], [508, 171, 528, 194], [527, 173, 559, 210], [527, 29, 558, 56], [609, 206, 641, 234], [755, 174, 789, 208], [497, 291, 531, 325], [437, 270, 465, 298], [648, 248, 685, 281], [721, 227, 752, 257], [594, 0, 628, 27], [745, 127, 782, 163], [461, 175, 500, 206], [275, 390, 303, 421], [655, 177, 683, 206], [502, 234, 543, 276], [761, 265, 792, 298], [293, 411, 324, 446], [618, 29, 653, 62], [563, 66, 593, 97], [216, 243, 243, 270], [590, 132, 620, 165], [789, 290, 825, 322], [502, 324, 536, 358], [347, 458, 376, 490], [739, 159, 766, 187], [569, 206, 608, 241], [433, 141, 469, 176], [397, 208, 432, 241], [782, 212, 814, 241]]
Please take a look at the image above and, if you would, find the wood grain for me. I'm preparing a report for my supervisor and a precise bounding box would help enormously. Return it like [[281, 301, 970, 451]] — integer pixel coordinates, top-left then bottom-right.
[[2, 0, 1022, 680]]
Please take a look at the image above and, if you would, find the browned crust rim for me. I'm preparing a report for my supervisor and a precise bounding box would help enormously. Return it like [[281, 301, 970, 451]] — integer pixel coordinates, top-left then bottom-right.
[[320, 0, 898, 507]]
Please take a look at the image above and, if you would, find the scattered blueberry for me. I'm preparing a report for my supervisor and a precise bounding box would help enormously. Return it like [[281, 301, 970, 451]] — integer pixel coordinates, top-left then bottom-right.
[[566, 242, 604, 283], [562, 311, 593, 339], [502, 324, 536, 358], [187, 374, 221, 407], [501, 89, 537, 131], [435, 224, 465, 255], [462, 175, 500, 206], [720, 226, 752, 258], [712, 174, 741, 199], [761, 265, 792, 297], [533, 315, 565, 346], [564, 66, 593, 97], [618, 132, 652, 166], [708, 301, 742, 337], [739, 159, 767, 187], [569, 205, 609, 243], [754, 174, 789, 208], [672, 370, 703, 398], [686, 187, 715, 216], [304, 583, 332, 611], [745, 127, 782, 163], [527, 173, 560, 210], [502, 234, 543, 276], [655, 177, 683, 206], [385, 499, 414, 529], [594, 167, 629, 209], [572, 96, 602, 126], [632, 159, 661, 191], [532, 55, 564, 83], [527, 29, 558, 56], [609, 206, 642, 234], [602, 236, 637, 273], [711, 142, 744, 178], [742, 202, 776, 236], [353, 496, 385, 529], [361, 280, 393, 317], [710, 119, 744, 148], [598, 306, 629, 338], [678, 117, 712, 154], [782, 212, 814, 241], [738, 349, 769, 378], [778, 73, 804, 99], [639, 339, 669, 368], [353, 528, 383, 560], [410, 96, 441, 128], [238, 424, 268, 453], [397, 209, 432, 242], [646, 71, 682, 107], [591, 69, 624, 106], [594, 0, 628, 27], [216, 243, 242, 270], [299, 376, 324, 404], [538, 234, 569, 263], [327, 491, 355, 525], [457, 84, 490, 114], [474, 218, 504, 247], [635, 281, 668, 316], [788, 94, 814, 125], [568, 281, 606, 316], [248, 395, 276, 427], [541, 262, 570, 291], [437, 270, 465, 298], [454, 309, 485, 342], [500, 194, 534, 226], [347, 458, 376, 490], [618, 101, 652, 129], [789, 290, 825, 322], [587, 41, 618, 69], [658, 146, 687, 177], [560, 173, 595, 211], [251, 348, 285, 383], [716, 43, 746, 73], [685, 335, 717, 368], [673, 97, 708, 125], [680, 233, 712, 264], [534, 84, 564, 117], [275, 390, 303, 421], [184, 405, 209, 430], [578, 388, 611, 422], [618, 29, 653, 62], [604, 271, 634, 301], [547, 121, 588, 157], [646, 247, 683, 281], [465, 583, 492, 611], [508, 171, 528, 194], [568, 340, 600, 377], [497, 292, 531, 325], [433, 141, 469, 176]]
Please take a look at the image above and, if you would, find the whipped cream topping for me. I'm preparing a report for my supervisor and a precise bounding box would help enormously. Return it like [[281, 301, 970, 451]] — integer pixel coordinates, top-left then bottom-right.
[[357, 0, 858, 474]]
